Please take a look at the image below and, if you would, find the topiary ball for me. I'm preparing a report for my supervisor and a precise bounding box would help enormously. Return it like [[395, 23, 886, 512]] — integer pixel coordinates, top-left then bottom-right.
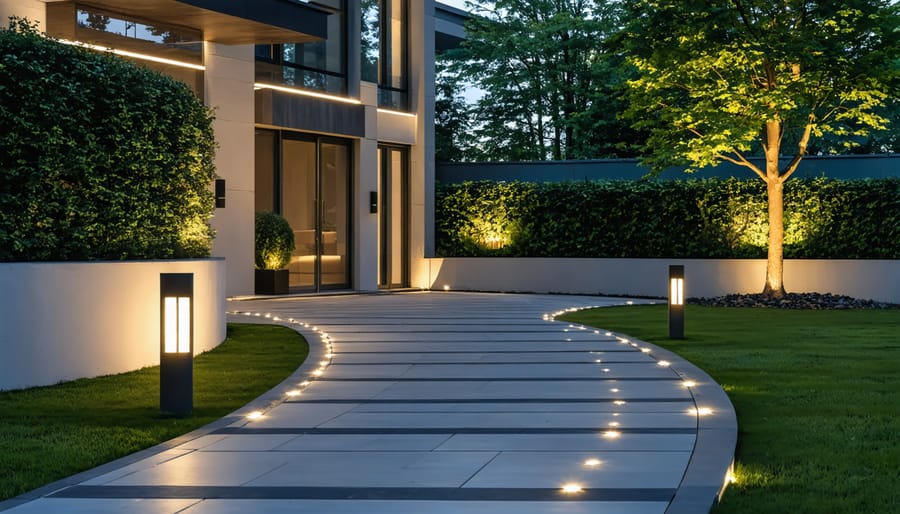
[[255, 212, 295, 270]]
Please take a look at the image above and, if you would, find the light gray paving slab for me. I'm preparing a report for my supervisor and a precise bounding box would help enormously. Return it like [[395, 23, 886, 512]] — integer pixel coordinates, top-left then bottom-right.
[[183, 499, 668, 514], [81, 450, 195, 486], [332, 351, 653, 364], [104, 452, 292, 487], [436, 433, 696, 452], [3, 499, 201, 514], [244, 452, 498, 488], [197, 435, 300, 452], [319, 411, 697, 430], [329, 341, 630, 353], [320, 363, 680, 380], [463, 451, 691, 489], [274, 434, 452, 452], [371, 380, 691, 400], [349, 401, 692, 414], [239, 403, 360, 429]]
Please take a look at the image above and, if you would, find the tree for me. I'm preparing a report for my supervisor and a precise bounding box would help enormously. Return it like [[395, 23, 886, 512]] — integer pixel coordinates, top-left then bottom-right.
[[621, 0, 900, 297], [435, 57, 476, 162], [440, 0, 641, 161]]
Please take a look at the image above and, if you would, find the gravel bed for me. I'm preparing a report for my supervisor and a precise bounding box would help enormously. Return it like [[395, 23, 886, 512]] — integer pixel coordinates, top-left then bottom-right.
[[688, 292, 898, 310]]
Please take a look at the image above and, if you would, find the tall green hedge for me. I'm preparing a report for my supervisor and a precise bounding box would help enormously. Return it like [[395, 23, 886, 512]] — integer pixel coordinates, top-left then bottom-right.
[[0, 20, 216, 261], [435, 178, 900, 259]]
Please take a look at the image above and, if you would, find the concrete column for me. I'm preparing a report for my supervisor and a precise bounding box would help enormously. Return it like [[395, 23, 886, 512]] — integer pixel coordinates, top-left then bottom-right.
[[355, 82, 380, 291], [346, 0, 362, 99], [408, 0, 436, 288], [205, 42, 256, 297], [0, 0, 45, 29]]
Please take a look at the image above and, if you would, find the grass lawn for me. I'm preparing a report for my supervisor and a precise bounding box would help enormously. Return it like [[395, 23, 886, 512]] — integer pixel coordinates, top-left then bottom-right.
[[560, 305, 900, 514], [0, 323, 308, 501]]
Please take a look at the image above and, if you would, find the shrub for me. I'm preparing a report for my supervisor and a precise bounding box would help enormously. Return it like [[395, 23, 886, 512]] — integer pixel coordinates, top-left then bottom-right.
[[0, 19, 216, 261], [435, 177, 900, 259], [255, 212, 294, 270]]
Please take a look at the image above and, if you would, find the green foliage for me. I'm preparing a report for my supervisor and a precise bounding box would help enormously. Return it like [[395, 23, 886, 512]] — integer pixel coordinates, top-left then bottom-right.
[[435, 178, 900, 259], [255, 211, 294, 270], [620, 0, 900, 172], [439, 0, 643, 162], [0, 20, 216, 261]]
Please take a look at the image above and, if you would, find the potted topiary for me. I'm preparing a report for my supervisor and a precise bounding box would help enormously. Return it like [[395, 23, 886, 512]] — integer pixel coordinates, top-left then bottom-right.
[[254, 211, 294, 294]]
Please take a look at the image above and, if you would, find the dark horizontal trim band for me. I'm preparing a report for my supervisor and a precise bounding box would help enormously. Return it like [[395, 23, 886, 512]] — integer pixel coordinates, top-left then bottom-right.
[[211, 427, 696, 436], [51, 485, 676, 502]]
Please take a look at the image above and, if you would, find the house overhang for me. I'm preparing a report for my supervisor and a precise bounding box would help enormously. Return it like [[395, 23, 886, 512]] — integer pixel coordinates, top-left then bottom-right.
[[56, 0, 330, 44]]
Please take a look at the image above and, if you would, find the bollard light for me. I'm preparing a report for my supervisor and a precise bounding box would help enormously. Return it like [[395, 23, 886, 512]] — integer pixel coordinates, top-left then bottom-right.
[[160, 273, 193, 416], [668, 265, 684, 339]]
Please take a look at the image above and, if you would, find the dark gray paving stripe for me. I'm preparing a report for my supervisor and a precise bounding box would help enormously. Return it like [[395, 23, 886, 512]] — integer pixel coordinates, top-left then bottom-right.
[[315, 377, 679, 382], [50, 485, 675, 502], [286, 398, 693, 404], [334, 350, 636, 354], [211, 427, 696, 435]]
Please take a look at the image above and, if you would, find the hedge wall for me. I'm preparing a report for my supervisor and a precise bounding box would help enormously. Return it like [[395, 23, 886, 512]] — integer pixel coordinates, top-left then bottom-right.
[[0, 21, 216, 261], [435, 178, 900, 259]]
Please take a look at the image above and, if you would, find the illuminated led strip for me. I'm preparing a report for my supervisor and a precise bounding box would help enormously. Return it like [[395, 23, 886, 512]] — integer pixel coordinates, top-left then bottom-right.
[[377, 108, 417, 118], [253, 82, 362, 104], [56, 38, 206, 70], [227, 310, 336, 421]]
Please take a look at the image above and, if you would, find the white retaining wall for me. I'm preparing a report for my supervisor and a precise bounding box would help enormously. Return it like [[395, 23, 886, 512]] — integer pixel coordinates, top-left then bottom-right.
[[0, 260, 227, 391], [427, 258, 900, 303]]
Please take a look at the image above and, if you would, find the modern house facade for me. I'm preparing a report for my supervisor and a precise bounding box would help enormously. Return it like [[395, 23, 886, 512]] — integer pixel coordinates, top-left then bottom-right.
[[0, 0, 436, 297]]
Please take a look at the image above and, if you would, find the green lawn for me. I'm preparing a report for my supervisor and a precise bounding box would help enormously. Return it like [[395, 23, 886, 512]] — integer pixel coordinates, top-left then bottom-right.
[[0, 323, 308, 501], [560, 305, 900, 514]]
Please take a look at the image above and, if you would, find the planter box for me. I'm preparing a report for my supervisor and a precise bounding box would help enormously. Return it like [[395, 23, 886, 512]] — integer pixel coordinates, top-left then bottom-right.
[[0, 259, 226, 391], [255, 269, 289, 295]]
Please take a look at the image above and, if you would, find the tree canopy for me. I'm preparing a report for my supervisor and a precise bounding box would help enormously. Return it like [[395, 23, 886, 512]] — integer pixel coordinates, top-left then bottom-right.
[[619, 0, 900, 295], [438, 0, 643, 161]]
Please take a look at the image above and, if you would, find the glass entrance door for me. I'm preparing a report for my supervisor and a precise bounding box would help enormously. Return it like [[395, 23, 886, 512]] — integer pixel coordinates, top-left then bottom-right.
[[263, 133, 351, 292], [378, 145, 409, 288]]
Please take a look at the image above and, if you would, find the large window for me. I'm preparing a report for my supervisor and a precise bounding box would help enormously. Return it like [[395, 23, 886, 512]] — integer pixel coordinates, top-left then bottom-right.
[[361, 0, 408, 109], [255, 0, 347, 95], [47, 4, 204, 95]]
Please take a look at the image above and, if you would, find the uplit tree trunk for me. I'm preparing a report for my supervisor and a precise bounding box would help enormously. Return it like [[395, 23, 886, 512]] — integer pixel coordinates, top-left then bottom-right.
[[762, 120, 786, 298]]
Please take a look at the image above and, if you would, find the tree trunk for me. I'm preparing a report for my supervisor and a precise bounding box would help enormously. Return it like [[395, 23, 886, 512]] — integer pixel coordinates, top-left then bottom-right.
[[763, 178, 786, 298], [762, 120, 786, 298]]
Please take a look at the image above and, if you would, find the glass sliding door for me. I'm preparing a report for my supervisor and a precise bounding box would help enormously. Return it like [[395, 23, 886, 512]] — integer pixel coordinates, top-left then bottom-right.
[[255, 130, 352, 292], [378, 145, 408, 288], [281, 137, 318, 289]]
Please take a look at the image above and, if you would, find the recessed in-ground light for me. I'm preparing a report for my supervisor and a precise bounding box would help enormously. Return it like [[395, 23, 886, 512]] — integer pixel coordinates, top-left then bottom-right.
[[443, 285, 450, 291], [561, 483, 583, 493], [614, 400, 626, 405], [608, 421, 620, 427], [286, 390, 301, 397], [312, 369, 324, 376], [657, 360, 671, 367], [603, 430, 620, 438], [246, 411, 263, 420], [584, 458, 601, 467]]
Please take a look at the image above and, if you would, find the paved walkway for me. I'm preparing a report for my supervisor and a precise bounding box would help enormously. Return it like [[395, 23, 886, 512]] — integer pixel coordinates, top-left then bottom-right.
[[3, 292, 736, 514]]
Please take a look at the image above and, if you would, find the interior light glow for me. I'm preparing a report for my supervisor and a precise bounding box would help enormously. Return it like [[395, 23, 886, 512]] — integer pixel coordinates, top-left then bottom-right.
[[254, 82, 362, 104], [57, 38, 206, 70]]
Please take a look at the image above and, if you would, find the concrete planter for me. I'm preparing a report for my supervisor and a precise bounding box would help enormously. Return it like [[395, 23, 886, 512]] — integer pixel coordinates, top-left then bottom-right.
[[426, 258, 900, 304], [0, 259, 226, 391]]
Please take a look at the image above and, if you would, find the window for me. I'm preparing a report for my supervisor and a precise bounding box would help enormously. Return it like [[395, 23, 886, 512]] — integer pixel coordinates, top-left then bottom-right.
[[255, 0, 347, 95], [361, 0, 408, 109]]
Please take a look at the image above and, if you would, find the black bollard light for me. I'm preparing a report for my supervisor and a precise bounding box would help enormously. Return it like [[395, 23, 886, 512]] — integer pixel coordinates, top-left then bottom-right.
[[668, 265, 685, 339], [160, 273, 193, 416]]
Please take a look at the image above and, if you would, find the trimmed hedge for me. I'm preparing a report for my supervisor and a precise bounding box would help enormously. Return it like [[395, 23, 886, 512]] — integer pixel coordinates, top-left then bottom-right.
[[0, 21, 216, 261], [435, 178, 900, 259]]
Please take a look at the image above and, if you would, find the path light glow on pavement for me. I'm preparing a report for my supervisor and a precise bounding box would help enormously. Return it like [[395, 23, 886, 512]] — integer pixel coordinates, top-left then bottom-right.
[[682, 380, 697, 388], [584, 458, 601, 467], [603, 430, 621, 439], [561, 483, 583, 494]]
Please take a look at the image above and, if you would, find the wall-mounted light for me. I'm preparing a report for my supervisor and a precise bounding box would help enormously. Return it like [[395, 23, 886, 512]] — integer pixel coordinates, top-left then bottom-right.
[[370, 191, 378, 214], [160, 273, 193, 416], [215, 179, 226, 208], [669, 265, 685, 339]]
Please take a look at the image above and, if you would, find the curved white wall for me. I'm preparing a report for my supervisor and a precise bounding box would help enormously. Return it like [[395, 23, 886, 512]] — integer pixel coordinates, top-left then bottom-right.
[[427, 258, 900, 304], [0, 260, 227, 391]]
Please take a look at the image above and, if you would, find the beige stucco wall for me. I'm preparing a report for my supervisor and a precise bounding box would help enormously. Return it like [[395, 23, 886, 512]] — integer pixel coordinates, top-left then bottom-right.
[[0, 0, 45, 29], [0, 260, 227, 391], [205, 42, 255, 297], [427, 258, 900, 304]]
